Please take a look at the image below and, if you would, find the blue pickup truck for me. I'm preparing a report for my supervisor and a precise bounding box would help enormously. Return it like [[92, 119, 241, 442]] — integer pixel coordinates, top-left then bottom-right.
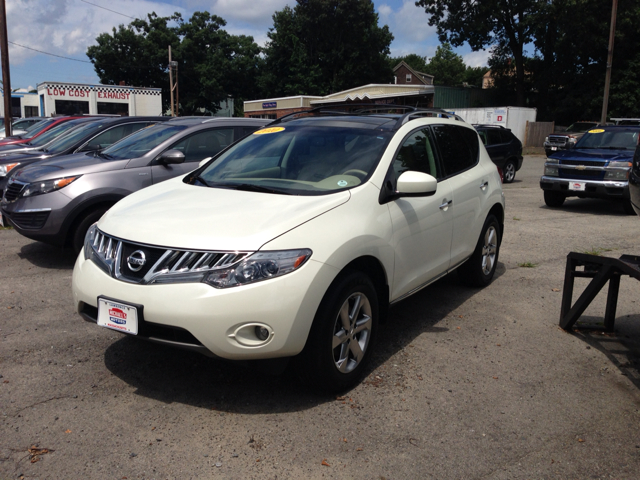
[[540, 126, 639, 215]]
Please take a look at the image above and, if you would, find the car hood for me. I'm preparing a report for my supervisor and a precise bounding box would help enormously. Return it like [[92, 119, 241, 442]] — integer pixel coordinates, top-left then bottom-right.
[[0, 150, 50, 165], [99, 177, 351, 251], [550, 149, 634, 163], [12, 152, 128, 182]]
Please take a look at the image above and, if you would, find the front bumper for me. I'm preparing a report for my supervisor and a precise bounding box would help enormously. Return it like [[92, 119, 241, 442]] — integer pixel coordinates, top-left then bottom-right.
[[1, 190, 74, 245], [72, 250, 338, 360], [539, 176, 629, 200]]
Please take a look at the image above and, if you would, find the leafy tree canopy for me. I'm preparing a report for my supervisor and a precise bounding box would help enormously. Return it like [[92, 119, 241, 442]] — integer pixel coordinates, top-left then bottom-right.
[[426, 43, 466, 86], [87, 11, 262, 115], [261, 0, 394, 97]]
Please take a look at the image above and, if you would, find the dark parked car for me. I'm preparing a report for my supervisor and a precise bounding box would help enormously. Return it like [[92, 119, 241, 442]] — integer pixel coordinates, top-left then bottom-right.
[[0, 116, 92, 147], [474, 125, 523, 183], [543, 121, 599, 157], [1, 117, 270, 251], [629, 143, 640, 216], [540, 126, 639, 214], [0, 116, 167, 197]]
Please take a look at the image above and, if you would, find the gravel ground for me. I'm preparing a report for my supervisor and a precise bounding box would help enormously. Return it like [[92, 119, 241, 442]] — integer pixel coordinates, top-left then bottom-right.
[[1, 154, 640, 479]]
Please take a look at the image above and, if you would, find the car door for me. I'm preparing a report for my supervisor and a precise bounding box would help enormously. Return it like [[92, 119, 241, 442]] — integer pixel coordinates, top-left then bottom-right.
[[432, 124, 490, 267], [151, 127, 235, 184], [387, 127, 454, 301]]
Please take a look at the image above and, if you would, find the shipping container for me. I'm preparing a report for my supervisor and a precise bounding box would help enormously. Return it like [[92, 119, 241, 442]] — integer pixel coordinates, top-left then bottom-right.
[[448, 107, 537, 143]]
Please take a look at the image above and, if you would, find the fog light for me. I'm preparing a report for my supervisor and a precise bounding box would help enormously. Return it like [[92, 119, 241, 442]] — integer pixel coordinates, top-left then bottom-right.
[[255, 326, 270, 341]]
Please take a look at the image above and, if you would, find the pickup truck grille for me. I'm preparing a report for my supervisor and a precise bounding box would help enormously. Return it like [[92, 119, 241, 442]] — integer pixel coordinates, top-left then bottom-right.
[[548, 136, 569, 146], [559, 169, 604, 180], [560, 160, 604, 167]]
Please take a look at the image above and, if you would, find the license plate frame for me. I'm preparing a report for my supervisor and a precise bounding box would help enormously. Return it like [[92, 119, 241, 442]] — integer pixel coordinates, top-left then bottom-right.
[[551, 146, 557, 151], [568, 182, 586, 191], [97, 296, 141, 335]]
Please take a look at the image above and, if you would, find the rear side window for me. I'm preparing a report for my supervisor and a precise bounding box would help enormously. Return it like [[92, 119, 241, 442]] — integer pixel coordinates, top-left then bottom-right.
[[486, 129, 503, 145], [500, 130, 514, 143], [432, 125, 479, 177]]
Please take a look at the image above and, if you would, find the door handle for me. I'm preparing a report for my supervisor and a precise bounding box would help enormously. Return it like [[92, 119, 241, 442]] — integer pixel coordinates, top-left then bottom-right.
[[439, 199, 452, 210], [480, 181, 489, 189]]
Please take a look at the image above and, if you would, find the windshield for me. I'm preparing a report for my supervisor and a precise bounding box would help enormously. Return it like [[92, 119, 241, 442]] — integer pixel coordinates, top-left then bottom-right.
[[42, 121, 105, 154], [575, 129, 639, 150], [566, 122, 598, 133], [195, 125, 392, 195], [100, 123, 188, 160], [27, 119, 93, 147], [21, 119, 56, 139]]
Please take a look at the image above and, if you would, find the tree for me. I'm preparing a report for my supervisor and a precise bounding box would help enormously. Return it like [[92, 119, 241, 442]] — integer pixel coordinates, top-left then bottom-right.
[[261, 0, 394, 97], [425, 43, 466, 86], [87, 12, 262, 115], [416, 0, 539, 106]]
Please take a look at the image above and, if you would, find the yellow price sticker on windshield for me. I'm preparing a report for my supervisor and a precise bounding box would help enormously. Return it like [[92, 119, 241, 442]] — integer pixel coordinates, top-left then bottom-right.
[[254, 127, 285, 135], [588, 129, 605, 133]]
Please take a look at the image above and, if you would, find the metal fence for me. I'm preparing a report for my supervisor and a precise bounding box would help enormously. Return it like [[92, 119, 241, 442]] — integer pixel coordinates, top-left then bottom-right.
[[524, 121, 555, 147]]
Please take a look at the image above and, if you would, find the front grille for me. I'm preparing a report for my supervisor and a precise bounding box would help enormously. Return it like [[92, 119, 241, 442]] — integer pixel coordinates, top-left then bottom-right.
[[548, 136, 568, 146], [560, 160, 604, 167], [559, 169, 604, 179], [89, 229, 252, 285], [3, 182, 25, 202], [9, 211, 50, 229]]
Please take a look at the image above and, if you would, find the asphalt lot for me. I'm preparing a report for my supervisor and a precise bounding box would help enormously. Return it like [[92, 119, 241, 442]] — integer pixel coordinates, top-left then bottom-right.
[[1, 154, 640, 479]]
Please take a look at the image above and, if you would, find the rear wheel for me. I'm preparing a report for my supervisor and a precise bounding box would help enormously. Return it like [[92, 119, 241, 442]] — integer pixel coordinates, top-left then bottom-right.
[[71, 207, 109, 254], [298, 271, 378, 393], [458, 214, 501, 287], [503, 160, 516, 183], [544, 190, 565, 208]]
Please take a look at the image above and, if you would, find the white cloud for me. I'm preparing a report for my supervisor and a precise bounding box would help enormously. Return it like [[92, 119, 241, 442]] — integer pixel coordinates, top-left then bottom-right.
[[7, 0, 186, 64], [376, 0, 437, 58], [463, 50, 491, 68], [208, 0, 292, 26]]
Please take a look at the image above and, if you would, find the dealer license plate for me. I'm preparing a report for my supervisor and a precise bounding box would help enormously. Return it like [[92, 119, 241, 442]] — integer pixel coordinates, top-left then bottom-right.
[[97, 297, 139, 334], [551, 146, 557, 151], [568, 182, 586, 191]]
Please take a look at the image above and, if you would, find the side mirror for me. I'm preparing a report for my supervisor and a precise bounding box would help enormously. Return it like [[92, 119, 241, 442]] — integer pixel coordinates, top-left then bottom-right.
[[396, 171, 437, 196], [80, 144, 101, 153], [158, 149, 185, 165], [199, 156, 212, 168]]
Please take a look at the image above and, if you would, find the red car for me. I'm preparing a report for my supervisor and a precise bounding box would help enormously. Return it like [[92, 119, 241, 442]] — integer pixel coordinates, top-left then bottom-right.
[[0, 116, 88, 146]]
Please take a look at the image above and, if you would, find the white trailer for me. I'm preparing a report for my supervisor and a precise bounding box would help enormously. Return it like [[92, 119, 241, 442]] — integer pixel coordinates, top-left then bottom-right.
[[448, 106, 537, 143]]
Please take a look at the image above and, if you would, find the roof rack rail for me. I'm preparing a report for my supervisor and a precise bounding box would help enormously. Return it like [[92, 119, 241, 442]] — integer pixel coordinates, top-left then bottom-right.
[[472, 124, 507, 129], [268, 104, 464, 129]]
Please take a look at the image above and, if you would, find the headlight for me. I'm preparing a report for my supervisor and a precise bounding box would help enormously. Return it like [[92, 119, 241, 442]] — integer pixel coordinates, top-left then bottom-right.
[[83, 223, 111, 274], [605, 161, 632, 180], [544, 137, 549, 143], [0, 162, 20, 177], [204, 249, 312, 288], [544, 158, 559, 177], [568, 136, 577, 143], [22, 175, 81, 197]]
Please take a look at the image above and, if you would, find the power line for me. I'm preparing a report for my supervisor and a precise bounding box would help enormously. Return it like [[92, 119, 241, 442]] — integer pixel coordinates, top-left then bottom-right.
[[80, 0, 137, 19], [9, 41, 92, 63]]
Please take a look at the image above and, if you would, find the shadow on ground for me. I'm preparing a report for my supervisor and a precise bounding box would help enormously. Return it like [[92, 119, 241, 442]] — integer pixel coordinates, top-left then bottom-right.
[[540, 197, 629, 217], [103, 264, 506, 413], [18, 241, 77, 270]]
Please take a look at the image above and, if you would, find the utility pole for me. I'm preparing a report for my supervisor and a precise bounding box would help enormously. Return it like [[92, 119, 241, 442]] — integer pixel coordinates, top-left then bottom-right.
[[600, 0, 618, 125], [168, 46, 179, 117], [0, 0, 12, 136]]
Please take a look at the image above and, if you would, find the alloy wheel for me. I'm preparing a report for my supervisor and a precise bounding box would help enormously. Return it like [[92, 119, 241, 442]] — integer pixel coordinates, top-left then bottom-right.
[[332, 292, 372, 374], [481, 226, 498, 275]]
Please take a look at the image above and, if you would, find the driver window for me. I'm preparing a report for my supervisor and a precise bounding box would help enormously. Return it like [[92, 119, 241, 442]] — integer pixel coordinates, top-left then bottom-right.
[[169, 128, 234, 163], [391, 128, 440, 184]]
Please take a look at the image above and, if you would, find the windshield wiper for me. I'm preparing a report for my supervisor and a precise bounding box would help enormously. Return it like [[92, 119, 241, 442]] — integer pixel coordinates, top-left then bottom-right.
[[212, 182, 291, 195]]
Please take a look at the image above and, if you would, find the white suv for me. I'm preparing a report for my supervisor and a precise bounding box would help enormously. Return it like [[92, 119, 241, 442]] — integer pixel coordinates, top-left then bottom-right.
[[72, 107, 505, 392]]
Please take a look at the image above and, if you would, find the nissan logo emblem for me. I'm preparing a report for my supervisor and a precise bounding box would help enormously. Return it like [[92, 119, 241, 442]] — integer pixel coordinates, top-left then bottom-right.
[[126, 250, 146, 272]]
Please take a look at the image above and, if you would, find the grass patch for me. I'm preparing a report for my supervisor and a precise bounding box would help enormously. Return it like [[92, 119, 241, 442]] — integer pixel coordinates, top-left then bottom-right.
[[518, 262, 538, 268], [581, 247, 612, 256], [512, 216, 520, 221], [0, 225, 12, 230]]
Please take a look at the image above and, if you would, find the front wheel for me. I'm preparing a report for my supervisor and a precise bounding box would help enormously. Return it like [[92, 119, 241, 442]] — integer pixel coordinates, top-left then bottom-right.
[[503, 160, 516, 183], [458, 214, 501, 287], [298, 271, 379, 393], [544, 190, 565, 208], [71, 207, 109, 254]]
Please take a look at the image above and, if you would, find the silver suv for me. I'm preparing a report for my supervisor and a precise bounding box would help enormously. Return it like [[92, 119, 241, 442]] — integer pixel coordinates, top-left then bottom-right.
[[1, 117, 270, 251]]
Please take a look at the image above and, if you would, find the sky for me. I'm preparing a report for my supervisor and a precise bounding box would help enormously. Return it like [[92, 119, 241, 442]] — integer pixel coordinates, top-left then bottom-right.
[[4, 0, 491, 91]]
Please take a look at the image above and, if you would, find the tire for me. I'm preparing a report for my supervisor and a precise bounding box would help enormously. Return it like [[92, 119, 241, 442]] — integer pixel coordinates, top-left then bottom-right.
[[544, 190, 565, 208], [622, 198, 636, 215], [458, 214, 501, 288], [71, 207, 109, 254], [298, 271, 379, 393], [503, 160, 516, 183]]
